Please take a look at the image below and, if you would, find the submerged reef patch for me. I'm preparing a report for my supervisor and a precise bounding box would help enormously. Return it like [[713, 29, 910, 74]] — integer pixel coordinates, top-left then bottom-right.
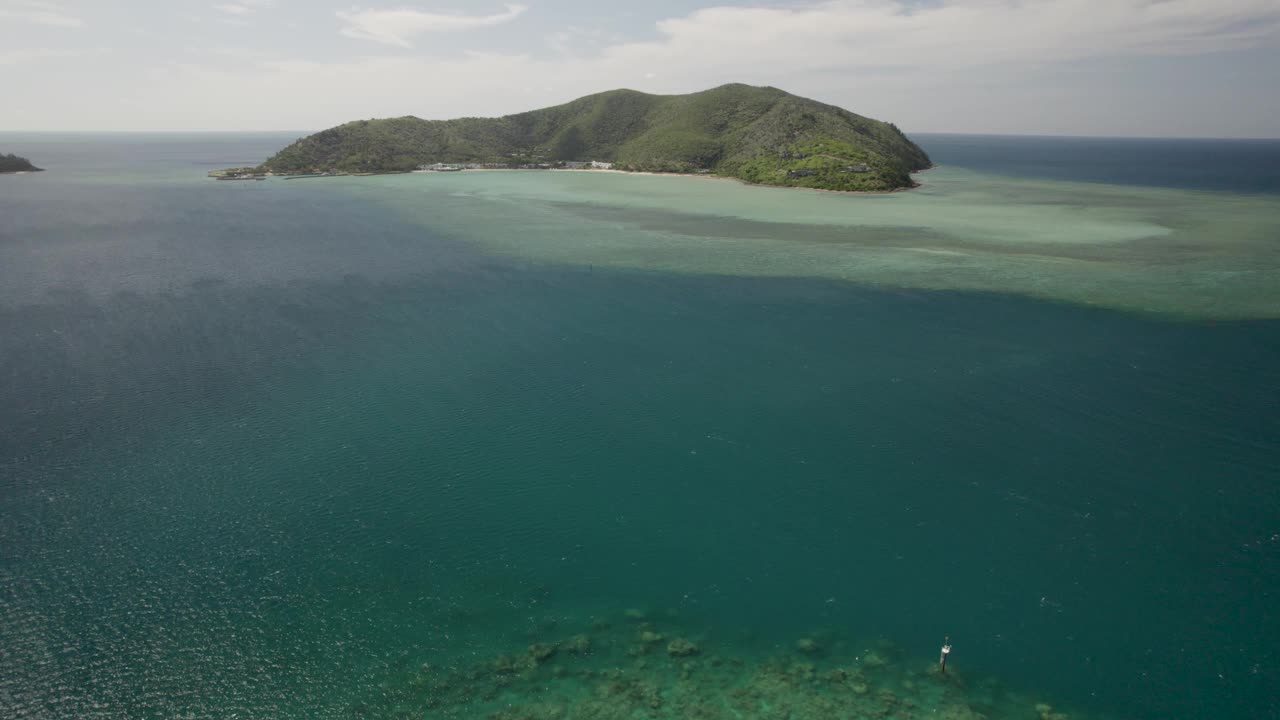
[[358, 609, 1097, 720]]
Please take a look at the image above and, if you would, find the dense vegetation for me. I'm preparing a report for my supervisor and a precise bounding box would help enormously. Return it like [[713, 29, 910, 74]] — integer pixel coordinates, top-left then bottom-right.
[[0, 153, 41, 173], [256, 84, 931, 191]]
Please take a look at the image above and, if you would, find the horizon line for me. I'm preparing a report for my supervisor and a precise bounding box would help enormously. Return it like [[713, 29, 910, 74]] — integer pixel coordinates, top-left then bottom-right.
[[1, 129, 1278, 142]]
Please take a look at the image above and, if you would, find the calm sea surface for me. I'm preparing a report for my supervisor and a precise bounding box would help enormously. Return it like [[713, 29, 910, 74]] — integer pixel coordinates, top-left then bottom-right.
[[1, 133, 1278, 720], [916, 133, 1280, 193]]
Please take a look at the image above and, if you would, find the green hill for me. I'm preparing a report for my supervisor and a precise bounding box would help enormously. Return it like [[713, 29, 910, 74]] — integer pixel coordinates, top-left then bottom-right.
[[256, 84, 931, 191], [0, 153, 41, 173]]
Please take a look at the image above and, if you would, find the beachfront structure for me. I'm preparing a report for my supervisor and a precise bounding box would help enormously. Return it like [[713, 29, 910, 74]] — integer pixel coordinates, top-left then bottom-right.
[[562, 160, 615, 170]]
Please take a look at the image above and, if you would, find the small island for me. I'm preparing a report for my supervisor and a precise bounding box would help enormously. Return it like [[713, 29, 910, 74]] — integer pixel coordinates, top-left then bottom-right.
[[221, 84, 932, 192], [0, 153, 42, 174]]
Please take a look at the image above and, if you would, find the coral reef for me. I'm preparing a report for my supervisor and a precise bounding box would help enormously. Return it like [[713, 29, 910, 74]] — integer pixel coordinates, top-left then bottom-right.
[[665, 637, 699, 657], [1036, 702, 1071, 720], [528, 643, 558, 665], [563, 634, 592, 656], [795, 637, 822, 655], [358, 609, 1102, 720]]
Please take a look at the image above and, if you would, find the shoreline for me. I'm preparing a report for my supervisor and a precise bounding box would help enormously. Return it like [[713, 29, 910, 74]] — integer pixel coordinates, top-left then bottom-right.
[[215, 164, 930, 194], [442, 166, 927, 195]]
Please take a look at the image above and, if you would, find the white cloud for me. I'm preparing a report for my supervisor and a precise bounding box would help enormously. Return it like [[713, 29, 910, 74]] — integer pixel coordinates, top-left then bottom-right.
[[235, 0, 1280, 136], [594, 0, 1280, 76], [212, 0, 273, 15], [4, 0, 1280, 135], [547, 25, 625, 55], [0, 0, 83, 27], [337, 4, 528, 47], [210, 0, 274, 27], [0, 48, 80, 65]]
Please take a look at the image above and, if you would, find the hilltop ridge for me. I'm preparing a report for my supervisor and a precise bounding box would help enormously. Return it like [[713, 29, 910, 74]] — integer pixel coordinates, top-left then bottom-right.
[[254, 84, 931, 191]]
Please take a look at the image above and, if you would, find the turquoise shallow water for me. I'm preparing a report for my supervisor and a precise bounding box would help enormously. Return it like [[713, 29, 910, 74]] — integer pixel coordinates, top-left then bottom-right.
[[1, 134, 1278, 720]]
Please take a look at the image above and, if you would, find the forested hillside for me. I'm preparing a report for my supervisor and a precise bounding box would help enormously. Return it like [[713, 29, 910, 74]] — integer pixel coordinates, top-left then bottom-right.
[[0, 153, 41, 173], [257, 84, 931, 191]]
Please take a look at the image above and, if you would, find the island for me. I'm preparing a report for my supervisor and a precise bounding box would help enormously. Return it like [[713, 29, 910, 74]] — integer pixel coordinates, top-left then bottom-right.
[[0, 153, 42, 173], [231, 84, 932, 192]]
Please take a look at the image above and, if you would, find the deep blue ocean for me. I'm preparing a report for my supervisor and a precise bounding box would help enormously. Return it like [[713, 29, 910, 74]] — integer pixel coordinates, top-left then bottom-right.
[[917, 133, 1280, 193], [1, 133, 1278, 720]]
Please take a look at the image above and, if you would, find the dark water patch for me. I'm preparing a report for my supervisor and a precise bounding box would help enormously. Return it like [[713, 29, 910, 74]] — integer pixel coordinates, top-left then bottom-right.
[[916, 134, 1280, 193], [0, 179, 487, 303]]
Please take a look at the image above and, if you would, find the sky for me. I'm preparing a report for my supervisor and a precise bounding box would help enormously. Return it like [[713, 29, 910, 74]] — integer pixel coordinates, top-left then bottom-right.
[[2, 0, 1279, 136]]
